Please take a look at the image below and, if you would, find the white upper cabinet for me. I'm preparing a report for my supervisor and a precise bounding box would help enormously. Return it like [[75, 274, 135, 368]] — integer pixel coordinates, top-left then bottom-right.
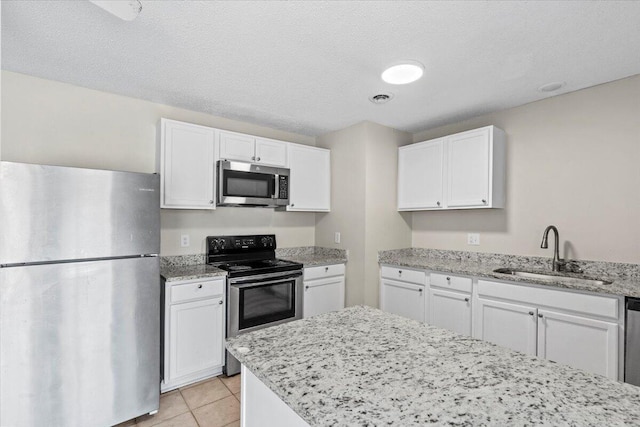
[[397, 138, 444, 210], [397, 125, 506, 211], [219, 130, 287, 167], [159, 119, 216, 209], [286, 143, 330, 212]]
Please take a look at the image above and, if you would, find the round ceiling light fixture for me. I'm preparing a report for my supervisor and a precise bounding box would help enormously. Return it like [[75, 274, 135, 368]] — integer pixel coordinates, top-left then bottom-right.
[[538, 81, 565, 92], [381, 61, 424, 85]]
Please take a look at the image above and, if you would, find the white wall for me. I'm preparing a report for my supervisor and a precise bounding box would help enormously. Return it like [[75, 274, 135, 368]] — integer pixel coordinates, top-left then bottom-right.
[[411, 75, 640, 264], [316, 121, 412, 307], [1, 71, 317, 255]]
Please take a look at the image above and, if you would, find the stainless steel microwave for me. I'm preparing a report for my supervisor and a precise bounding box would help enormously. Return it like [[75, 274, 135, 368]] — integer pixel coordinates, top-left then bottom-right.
[[217, 160, 289, 207]]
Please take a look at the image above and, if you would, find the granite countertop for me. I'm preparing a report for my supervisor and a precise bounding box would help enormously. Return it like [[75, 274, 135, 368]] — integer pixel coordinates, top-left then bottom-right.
[[227, 305, 640, 426], [159, 247, 346, 281], [276, 246, 347, 267], [379, 248, 640, 298], [160, 264, 227, 282]]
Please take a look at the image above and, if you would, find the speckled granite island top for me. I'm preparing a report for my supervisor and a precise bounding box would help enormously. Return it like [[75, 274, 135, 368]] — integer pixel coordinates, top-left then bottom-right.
[[379, 248, 640, 298], [276, 246, 347, 267], [227, 306, 640, 426]]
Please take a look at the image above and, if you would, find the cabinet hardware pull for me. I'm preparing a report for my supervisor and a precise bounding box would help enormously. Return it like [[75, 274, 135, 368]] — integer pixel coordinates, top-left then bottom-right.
[[538, 313, 543, 318], [198, 284, 203, 289], [482, 199, 487, 204], [529, 311, 534, 316], [219, 300, 223, 305], [464, 297, 469, 302], [437, 201, 441, 206], [251, 156, 256, 160], [257, 157, 261, 161], [446, 277, 451, 281], [291, 203, 295, 207], [209, 200, 214, 204], [418, 288, 423, 293], [398, 270, 402, 274], [305, 285, 309, 290], [325, 267, 329, 272]]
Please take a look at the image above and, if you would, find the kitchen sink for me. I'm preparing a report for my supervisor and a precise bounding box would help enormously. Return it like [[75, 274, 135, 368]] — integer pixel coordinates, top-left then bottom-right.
[[492, 268, 612, 286]]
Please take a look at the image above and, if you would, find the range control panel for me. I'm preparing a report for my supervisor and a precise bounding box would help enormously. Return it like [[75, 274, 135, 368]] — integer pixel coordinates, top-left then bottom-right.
[[207, 234, 276, 254]]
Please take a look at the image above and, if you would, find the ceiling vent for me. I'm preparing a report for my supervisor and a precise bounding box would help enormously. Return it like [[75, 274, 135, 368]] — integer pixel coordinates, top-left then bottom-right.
[[369, 93, 394, 105]]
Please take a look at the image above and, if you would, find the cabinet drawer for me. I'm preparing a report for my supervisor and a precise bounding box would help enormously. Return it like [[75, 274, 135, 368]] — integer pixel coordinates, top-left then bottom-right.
[[171, 279, 225, 304], [380, 266, 426, 285], [430, 272, 472, 293], [304, 264, 345, 281]]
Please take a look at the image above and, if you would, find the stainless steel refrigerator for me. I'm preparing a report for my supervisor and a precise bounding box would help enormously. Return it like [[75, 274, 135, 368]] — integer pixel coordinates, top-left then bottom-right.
[[0, 161, 161, 427]]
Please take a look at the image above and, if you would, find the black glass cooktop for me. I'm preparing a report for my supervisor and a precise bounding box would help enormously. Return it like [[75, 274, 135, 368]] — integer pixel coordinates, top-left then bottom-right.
[[212, 258, 302, 277]]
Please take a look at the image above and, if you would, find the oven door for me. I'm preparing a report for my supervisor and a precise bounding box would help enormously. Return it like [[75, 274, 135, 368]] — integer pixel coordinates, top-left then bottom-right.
[[217, 160, 288, 207], [227, 271, 303, 337]]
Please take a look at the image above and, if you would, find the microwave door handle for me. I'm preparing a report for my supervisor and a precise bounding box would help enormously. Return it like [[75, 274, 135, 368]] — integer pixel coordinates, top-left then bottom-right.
[[272, 174, 278, 199]]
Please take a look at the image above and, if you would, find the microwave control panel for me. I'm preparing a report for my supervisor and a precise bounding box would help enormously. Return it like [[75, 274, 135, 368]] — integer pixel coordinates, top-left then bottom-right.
[[278, 175, 288, 199]]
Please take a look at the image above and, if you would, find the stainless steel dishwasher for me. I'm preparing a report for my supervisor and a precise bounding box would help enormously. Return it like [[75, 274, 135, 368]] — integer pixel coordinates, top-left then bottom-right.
[[626, 298, 640, 386]]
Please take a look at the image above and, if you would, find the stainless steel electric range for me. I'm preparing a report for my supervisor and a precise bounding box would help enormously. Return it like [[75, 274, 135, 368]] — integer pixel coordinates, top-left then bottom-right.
[[206, 234, 303, 376]]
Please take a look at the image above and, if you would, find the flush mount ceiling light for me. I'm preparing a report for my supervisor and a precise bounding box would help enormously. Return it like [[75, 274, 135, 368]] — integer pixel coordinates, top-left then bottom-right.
[[538, 81, 566, 92], [381, 61, 424, 85], [89, 0, 142, 21]]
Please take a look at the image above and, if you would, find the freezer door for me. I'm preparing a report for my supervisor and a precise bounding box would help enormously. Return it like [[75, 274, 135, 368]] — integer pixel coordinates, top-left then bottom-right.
[[0, 162, 160, 264], [0, 257, 160, 427]]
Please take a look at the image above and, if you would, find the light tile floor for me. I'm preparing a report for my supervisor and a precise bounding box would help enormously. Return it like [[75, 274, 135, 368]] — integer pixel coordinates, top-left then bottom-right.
[[115, 375, 241, 427]]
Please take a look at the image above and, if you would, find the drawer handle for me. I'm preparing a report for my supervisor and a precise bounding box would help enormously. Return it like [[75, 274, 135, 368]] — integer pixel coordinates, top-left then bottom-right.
[[198, 284, 203, 289], [305, 285, 309, 291], [325, 267, 329, 273], [418, 288, 423, 293], [464, 297, 469, 302], [538, 313, 543, 318], [398, 270, 403, 275], [529, 311, 535, 316], [482, 199, 487, 204], [251, 156, 256, 161], [219, 300, 223, 305], [446, 277, 451, 281], [257, 157, 261, 161]]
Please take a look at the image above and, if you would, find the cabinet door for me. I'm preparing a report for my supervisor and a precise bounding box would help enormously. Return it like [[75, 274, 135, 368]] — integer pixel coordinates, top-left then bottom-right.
[[537, 309, 618, 379], [162, 120, 215, 209], [169, 297, 224, 381], [255, 138, 287, 167], [398, 139, 444, 210], [287, 144, 330, 211], [446, 128, 490, 208], [380, 279, 425, 323], [219, 131, 256, 163], [428, 289, 471, 336], [303, 276, 345, 319], [475, 298, 537, 355]]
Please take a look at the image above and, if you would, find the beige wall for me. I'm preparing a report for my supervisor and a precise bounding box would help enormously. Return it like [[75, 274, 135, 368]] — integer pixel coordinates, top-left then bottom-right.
[[1, 71, 317, 255], [316, 121, 412, 307], [411, 75, 640, 264]]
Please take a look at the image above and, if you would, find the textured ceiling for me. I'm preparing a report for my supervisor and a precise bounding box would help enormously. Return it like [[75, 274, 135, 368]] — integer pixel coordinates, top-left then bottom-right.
[[2, 1, 640, 136]]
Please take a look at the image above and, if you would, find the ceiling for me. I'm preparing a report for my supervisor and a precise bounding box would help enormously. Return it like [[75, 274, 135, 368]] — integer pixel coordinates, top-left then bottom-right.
[[2, 1, 640, 137]]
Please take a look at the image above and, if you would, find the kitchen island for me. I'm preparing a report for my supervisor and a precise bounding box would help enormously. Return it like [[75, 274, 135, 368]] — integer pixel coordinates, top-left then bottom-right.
[[227, 305, 640, 426]]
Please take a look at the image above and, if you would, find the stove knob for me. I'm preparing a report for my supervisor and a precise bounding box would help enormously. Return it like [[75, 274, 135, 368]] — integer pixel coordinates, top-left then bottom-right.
[[219, 239, 226, 248]]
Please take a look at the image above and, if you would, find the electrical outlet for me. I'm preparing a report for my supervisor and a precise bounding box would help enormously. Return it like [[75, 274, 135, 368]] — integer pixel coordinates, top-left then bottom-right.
[[467, 233, 480, 246], [180, 234, 190, 247], [334, 232, 341, 244]]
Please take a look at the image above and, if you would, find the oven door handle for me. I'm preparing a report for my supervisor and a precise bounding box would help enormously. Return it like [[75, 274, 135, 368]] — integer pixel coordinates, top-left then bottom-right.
[[229, 271, 302, 287]]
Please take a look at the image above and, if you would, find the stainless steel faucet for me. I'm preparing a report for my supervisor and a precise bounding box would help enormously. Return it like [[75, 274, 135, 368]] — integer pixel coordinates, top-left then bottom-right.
[[540, 225, 563, 272]]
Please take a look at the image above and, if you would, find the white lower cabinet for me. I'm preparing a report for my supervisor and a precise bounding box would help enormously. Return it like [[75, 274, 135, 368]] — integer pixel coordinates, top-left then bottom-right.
[[537, 309, 618, 378], [475, 279, 621, 380], [380, 265, 622, 380], [162, 277, 225, 392], [475, 298, 538, 356], [303, 264, 345, 318], [380, 266, 427, 323], [428, 288, 472, 336]]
